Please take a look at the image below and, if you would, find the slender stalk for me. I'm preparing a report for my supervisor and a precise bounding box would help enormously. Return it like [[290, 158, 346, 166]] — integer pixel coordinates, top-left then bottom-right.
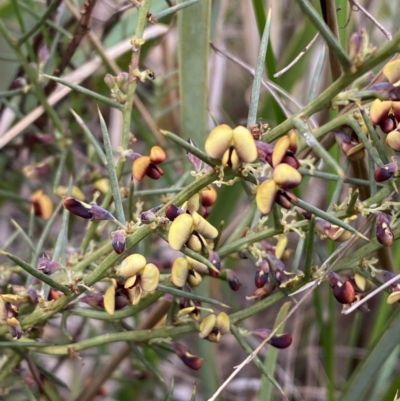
[[247, 8, 272, 126]]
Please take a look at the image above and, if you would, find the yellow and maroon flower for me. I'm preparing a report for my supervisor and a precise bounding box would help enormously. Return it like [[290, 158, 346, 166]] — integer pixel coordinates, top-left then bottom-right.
[[171, 256, 207, 288], [256, 163, 302, 215], [30, 189, 53, 220], [116, 254, 160, 305], [205, 124, 257, 169], [130, 146, 166, 181], [168, 210, 218, 252], [199, 312, 230, 343]]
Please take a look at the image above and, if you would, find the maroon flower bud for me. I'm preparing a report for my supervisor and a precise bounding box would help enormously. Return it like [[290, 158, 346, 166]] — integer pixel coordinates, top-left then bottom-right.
[[112, 230, 126, 254], [268, 333, 293, 349], [376, 212, 394, 247], [281, 152, 300, 170], [380, 116, 397, 133], [252, 329, 292, 349], [255, 269, 269, 288], [165, 204, 184, 221], [174, 343, 203, 370], [63, 197, 115, 221], [114, 291, 130, 310], [226, 270, 242, 291], [328, 271, 341, 287], [275, 190, 296, 210], [374, 162, 397, 182], [146, 164, 164, 179], [332, 280, 356, 304]]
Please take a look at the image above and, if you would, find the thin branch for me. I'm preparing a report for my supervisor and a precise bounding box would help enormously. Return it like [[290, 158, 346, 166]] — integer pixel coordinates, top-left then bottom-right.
[[350, 0, 392, 40], [274, 33, 319, 78]]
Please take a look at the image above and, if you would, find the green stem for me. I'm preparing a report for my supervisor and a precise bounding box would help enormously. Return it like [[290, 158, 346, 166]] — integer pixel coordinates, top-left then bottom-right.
[[266, 30, 400, 142], [294, 0, 350, 71]]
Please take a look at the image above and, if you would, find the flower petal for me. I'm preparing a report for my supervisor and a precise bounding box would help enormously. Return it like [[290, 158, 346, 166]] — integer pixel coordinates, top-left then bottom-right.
[[104, 284, 116, 315], [256, 179, 278, 215], [192, 211, 218, 239], [141, 263, 160, 292], [205, 124, 233, 159], [149, 146, 166, 164], [171, 257, 190, 287], [370, 99, 392, 125], [232, 125, 257, 163], [199, 314, 217, 338], [272, 136, 290, 167], [272, 163, 302, 189], [383, 60, 400, 86], [132, 156, 151, 181], [216, 312, 230, 334], [387, 129, 400, 152], [31, 190, 54, 220], [187, 233, 203, 252], [118, 254, 147, 277], [168, 214, 194, 250]]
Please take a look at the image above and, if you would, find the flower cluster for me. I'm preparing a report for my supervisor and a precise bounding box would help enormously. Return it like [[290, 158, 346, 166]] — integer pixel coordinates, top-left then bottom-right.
[[204, 124, 257, 169], [198, 312, 230, 343], [167, 196, 218, 252], [130, 146, 166, 181], [112, 254, 160, 308], [256, 131, 302, 215]]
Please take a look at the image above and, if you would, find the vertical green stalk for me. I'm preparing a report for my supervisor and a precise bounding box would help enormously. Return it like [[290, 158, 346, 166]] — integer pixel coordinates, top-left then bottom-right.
[[177, 0, 211, 144], [177, 1, 216, 399]]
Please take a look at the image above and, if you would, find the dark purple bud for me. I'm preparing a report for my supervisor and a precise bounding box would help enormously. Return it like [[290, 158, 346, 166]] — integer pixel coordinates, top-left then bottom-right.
[[140, 210, 157, 224], [12, 77, 27, 88], [174, 343, 203, 370], [268, 333, 293, 349], [327, 271, 341, 287], [165, 204, 184, 221], [255, 269, 269, 288], [26, 288, 39, 304], [112, 230, 126, 254], [187, 139, 203, 171], [374, 162, 397, 182], [282, 152, 300, 170], [376, 212, 394, 247], [146, 164, 164, 180], [89, 203, 115, 221], [9, 322, 22, 340], [382, 270, 400, 290], [226, 270, 242, 291], [380, 116, 397, 134], [38, 252, 61, 275], [275, 190, 296, 210], [115, 292, 129, 309], [63, 197, 93, 219]]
